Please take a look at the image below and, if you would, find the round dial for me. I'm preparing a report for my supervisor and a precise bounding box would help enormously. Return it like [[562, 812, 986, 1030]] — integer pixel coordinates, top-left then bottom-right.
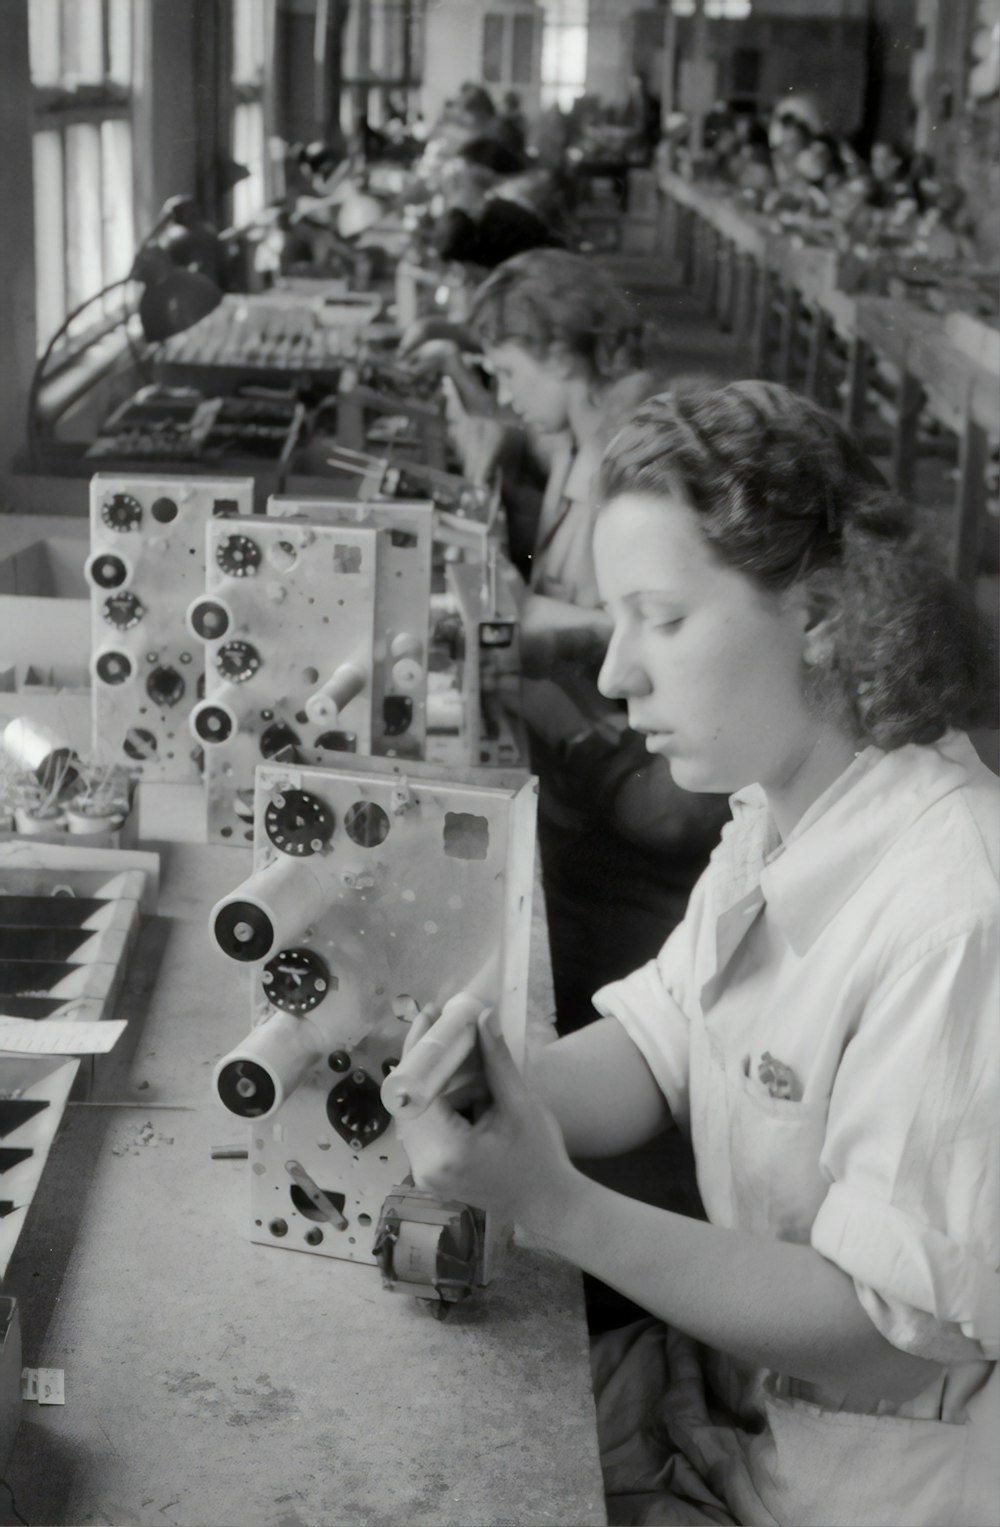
[[101, 492, 143, 532], [216, 534, 261, 578], [102, 591, 144, 630], [264, 788, 334, 856], [262, 947, 330, 1014], [215, 640, 261, 683]]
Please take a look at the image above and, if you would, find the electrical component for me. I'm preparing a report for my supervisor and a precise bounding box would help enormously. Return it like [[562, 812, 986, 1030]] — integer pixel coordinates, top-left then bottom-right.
[[443, 557, 525, 768], [192, 500, 433, 844], [210, 755, 536, 1279], [374, 1188, 485, 1314], [87, 473, 254, 782]]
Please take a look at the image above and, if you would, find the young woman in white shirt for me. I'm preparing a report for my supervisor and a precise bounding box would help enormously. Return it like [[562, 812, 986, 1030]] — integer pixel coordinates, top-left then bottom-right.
[[398, 380, 999, 1527]]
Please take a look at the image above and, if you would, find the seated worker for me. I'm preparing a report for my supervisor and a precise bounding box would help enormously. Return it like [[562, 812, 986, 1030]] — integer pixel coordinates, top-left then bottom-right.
[[407, 250, 730, 1030], [426, 143, 562, 270], [397, 380, 999, 1527]]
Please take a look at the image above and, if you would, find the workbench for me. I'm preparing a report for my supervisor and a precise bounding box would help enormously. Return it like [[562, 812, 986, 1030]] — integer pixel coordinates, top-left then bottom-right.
[[2, 800, 607, 1527], [656, 170, 1000, 586]]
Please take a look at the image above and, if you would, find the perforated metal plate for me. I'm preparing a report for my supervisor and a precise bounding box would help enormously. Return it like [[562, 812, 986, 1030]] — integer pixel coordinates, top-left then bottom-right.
[[87, 474, 254, 782], [211, 756, 537, 1266]]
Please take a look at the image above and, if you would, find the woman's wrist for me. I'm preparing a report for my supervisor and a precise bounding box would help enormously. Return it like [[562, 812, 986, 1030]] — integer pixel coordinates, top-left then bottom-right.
[[516, 1154, 592, 1249]]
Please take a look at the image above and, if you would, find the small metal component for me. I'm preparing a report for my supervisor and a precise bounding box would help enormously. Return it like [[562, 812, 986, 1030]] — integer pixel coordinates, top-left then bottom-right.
[[210, 1145, 249, 1160], [328, 1051, 351, 1073], [216, 533, 262, 578], [285, 1160, 348, 1229]]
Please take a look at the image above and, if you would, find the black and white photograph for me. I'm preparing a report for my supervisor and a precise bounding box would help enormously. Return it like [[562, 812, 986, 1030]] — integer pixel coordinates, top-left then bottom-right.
[[0, 2, 997, 1524]]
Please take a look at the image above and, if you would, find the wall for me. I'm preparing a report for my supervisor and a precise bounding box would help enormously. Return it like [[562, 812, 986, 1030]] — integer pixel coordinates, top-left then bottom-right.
[[422, 0, 488, 123], [0, 3, 37, 509]]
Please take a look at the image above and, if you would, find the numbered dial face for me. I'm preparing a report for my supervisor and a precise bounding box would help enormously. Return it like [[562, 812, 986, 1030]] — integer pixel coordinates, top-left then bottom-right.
[[101, 492, 143, 532], [215, 640, 261, 683], [102, 591, 145, 630], [263, 788, 334, 856], [216, 534, 261, 578], [262, 947, 330, 1015]]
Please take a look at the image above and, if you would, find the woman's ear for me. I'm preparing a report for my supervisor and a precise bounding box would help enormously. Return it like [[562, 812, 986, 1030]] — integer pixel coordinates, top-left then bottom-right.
[[796, 570, 841, 668]]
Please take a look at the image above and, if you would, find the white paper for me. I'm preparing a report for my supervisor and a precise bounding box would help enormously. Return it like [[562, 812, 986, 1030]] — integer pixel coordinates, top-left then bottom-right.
[[0, 1018, 127, 1054]]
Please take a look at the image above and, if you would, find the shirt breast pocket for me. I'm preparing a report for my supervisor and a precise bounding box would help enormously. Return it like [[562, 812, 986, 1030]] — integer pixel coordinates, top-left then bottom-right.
[[727, 1058, 831, 1240]]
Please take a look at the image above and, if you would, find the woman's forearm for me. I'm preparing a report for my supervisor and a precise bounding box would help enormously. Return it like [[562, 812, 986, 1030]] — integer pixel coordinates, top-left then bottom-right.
[[532, 1169, 941, 1407]]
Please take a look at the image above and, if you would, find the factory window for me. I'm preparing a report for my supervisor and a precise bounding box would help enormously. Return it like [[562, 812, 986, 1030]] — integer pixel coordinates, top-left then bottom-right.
[[28, 0, 135, 354], [539, 0, 588, 111], [481, 6, 539, 90], [231, 0, 274, 228]]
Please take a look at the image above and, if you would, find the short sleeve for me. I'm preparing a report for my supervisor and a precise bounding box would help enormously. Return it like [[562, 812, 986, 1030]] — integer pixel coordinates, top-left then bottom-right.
[[591, 871, 712, 1132], [811, 919, 1000, 1360]]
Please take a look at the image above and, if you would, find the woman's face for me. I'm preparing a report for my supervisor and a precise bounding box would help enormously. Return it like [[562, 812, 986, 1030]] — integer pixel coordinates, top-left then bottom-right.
[[484, 340, 572, 435], [594, 491, 819, 796]]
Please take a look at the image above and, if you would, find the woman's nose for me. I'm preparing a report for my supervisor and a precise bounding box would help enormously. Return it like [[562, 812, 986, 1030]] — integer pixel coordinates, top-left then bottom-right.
[[597, 632, 650, 700]]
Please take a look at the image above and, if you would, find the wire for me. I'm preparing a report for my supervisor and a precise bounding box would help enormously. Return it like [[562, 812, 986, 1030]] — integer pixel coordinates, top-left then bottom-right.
[[0, 1477, 28, 1525]]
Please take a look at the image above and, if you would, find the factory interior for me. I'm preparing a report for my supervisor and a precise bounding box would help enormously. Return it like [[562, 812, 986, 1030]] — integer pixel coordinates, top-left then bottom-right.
[[0, 2, 997, 1525]]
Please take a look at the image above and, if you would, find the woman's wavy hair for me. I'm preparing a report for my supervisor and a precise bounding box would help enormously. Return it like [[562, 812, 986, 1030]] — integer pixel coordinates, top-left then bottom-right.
[[469, 249, 666, 382], [599, 380, 992, 750]]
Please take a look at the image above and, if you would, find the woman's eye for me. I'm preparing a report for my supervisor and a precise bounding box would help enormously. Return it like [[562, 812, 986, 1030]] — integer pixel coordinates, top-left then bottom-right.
[[649, 617, 683, 633]]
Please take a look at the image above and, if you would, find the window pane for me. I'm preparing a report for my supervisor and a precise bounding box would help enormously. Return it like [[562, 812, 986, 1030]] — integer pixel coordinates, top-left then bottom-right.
[[232, 102, 266, 225], [233, 0, 264, 81], [101, 119, 134, 289], [108, 0, 133, 84], [33, 130, 66, 350], [61, 0, 104, 83], [28, 0, 61, 85], [541, 24, 587, 88], [65, 123, 104, 320], [483, 14, 504, 84], [511, 15, 535, 84]]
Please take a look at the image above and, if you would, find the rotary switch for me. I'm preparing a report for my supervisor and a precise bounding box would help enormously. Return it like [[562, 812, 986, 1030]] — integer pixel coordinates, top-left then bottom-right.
[[262, 948, 331, 1015], [263, 788, 334, 857]]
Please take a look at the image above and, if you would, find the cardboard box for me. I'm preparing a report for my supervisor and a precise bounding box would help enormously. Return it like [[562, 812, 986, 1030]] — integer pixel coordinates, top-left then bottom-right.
[[0, 535, 90, 671]]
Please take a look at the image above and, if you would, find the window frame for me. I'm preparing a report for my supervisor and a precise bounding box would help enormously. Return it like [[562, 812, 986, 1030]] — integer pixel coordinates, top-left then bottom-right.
[[29, 0, 137, 363]]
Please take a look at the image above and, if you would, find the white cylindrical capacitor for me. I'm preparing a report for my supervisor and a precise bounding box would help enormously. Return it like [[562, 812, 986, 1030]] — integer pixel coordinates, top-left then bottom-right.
[[211, 855, 327, 963], [189, 694, 240, 747], [3, 718, 81, 793], [305, 662, 366, 726], [85, 548, 134, 591], [381, 991, 490, 1118], [186, 593, 234, 643], [390, 631, 424, 662], [213, 1010, 324, 1119], [390, 658, 423, 693]]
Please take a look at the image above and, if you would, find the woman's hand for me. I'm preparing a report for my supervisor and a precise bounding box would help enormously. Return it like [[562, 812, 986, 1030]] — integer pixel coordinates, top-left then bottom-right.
[[395, 1010, 578, 1233]]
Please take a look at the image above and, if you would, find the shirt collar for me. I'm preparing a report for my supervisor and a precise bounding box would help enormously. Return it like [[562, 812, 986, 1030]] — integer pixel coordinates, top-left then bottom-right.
[[717, 732, 979, 958]]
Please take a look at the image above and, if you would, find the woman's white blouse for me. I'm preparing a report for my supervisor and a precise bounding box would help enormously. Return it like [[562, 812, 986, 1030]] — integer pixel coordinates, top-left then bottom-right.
[[593, 731, 1000, 1365]]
